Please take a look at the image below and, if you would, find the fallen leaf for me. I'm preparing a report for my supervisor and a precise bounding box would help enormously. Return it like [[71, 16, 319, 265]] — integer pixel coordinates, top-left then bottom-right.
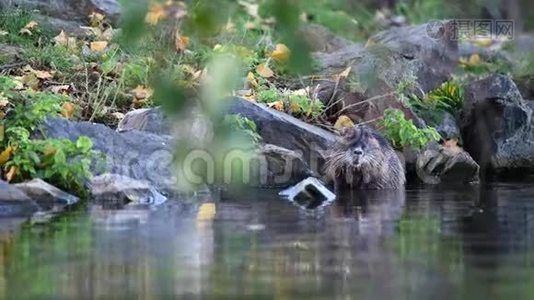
[[5, 166, 17, 182], [256, 63, 274, 78], [22, 73, 40, 90], [271, 43, 291, 63], [111, 112, 125, 121], [19, 21, 38, 35], [246, 72, 258, 88], [0, 29, 8, 36], [0, 146, 13, 166], [174, 31, 190, 51], [50, 84, 70, 94], [61, 102, 75, 119], [131, 85, 153, 100], [0, 95, 9, 108], [145, 3, 167, 25], [338, 66, 352, 78], [244, 21, 257, 30], [473, 38, 493, 48], [197, 202, 216, 221], [53, 30, 69, 45], [101, 27, 114, 41], [289, 101, 301, 114], [334, 115, 354, 129], [89, 12, 106, 28], [268, 101, 284, 111], [90, 41, 108, 52], [43, 144, 56, 157]]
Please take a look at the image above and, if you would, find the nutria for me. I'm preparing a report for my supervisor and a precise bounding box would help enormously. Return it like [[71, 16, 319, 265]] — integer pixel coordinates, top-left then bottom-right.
[[323, 125, 405, 190]]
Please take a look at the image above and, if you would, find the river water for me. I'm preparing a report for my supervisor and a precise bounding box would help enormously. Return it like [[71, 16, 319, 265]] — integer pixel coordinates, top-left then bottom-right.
[[2, 183, 534, 299]]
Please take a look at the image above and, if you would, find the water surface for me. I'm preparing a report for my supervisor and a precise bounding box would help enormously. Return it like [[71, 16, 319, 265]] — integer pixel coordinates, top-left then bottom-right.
[[2, 183, 534, 299]]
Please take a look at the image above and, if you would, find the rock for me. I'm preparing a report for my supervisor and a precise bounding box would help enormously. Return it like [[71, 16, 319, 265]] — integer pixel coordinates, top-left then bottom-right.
[[461, 74, 534, 173], [252, 144, 313, 187], [313, 20, 458, 124], [14, 179, 79, 212], [0, 180, 39, 218], [0, 44, 23, 63], [34, 14, 93, 37], [1, 0, 121, 24], [279, 177, 336, 210], [90, 174, 167, 208], [437, 112, 461, 140], [41, 118, 176, 191], [118, 107, 171, 135], [228, 98, 337, 174], [299, 24, 356, 53], [416, 144, 480, 184]]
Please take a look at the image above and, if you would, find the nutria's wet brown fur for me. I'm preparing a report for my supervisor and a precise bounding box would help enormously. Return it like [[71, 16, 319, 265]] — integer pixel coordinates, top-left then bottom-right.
[[324, 125, 405, 190]]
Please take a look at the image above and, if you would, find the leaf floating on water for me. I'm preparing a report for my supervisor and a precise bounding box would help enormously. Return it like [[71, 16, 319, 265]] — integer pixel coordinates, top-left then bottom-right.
[[197, 203, 216, 221], [256, 63, 274, 78], [334, 115, 354, 129]]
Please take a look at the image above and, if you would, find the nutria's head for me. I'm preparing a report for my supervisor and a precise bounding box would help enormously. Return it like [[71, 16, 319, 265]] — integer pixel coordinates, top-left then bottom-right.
[[324, 125, 394, 182]]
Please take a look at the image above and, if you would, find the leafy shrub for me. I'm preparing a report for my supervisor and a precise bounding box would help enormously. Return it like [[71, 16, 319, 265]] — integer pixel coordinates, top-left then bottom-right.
[[288, 95, 324, 118], [223, 114, 261, 143], [381, 108, 441, 150], [410, 80, 464, 115]]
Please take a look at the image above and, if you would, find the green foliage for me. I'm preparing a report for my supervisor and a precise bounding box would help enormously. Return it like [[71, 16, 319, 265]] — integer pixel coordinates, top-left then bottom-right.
[[410, 80, 464, 116], [288, 94, 324, 118], [0, 76, 98, 193], [381, 108, 441, 150], [0, 9, 50, 46], [257, 89, 281, 103], [223, 114, 261, 144]]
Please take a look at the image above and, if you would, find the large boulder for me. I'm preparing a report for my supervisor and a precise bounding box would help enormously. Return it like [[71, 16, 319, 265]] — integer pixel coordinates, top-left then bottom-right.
[[0, 180, 39, 218], [312, 20, 458, 125], [461, 74, 534, 174], [41, 118, 177, 191], [1, 0, 121, 23], [416, 144, 480, 184], [228, 98, 337, 175]]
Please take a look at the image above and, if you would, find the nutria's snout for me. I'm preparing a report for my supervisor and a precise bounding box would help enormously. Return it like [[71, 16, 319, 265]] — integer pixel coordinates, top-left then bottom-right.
[[323, 125, 405, 190]]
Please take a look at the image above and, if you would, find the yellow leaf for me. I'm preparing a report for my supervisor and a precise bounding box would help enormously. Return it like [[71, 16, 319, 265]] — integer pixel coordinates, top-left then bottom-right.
[[468, 54, 481, 66], [19, 21, 38, 35], [89, 12, 106, 27], [197, 202, 216, 221], [473, 38, 493, 48], [131, 85, 153, 100], [271, 43, 291, 63], [0, 124, 3, 142], [0, 146, 13, 166], [90, 41, 108, 52], [246, 72, 258, 88], [174, 31, 190, 51], [289, 101, 301, 114], [145, 3, 167, 26], [61, 102, 75, 119], [334, 115, 354, 129], [268, 101, 284, 111], [5, 166, 17, 182], [256, 63, 274, 78], [0, 112, 5, 120]]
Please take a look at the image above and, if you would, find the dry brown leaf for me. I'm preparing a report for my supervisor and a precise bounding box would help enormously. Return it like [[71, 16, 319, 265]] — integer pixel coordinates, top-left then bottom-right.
[[244, 21, 257, 30], [61, 102, 75, 119], [174, 31, 190, 51], [5, 166, 17, 182], [334, 115, 354, 129], [145, 3, 167, 25], [256, 64, 274, 78], [22, 74, 40, 90], [19, 21, 38, 35], [267, 101, 284, 111], [0, 124, 4, 142], [53, 30, 69, 45], [50, 84, 70, 94], [131, 85, 154, 100], [0, 146, 13, 166], [0, 95, 9, 108], [89, 12, 106, 27], [90, 41, 108, 52], [197, 202, 216, 221], [246, 72, 258, 88], [238, 1, 260, 19], [271, 44, 290, 63], [101, 27, 114, 41], [111, 112, 125, 121], [0, 112, 5, 120]]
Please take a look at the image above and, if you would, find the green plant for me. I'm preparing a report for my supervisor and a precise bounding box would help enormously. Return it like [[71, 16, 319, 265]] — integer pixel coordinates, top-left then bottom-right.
[[223, 114, 261, 143], [381, 108, 441, 150], [288, 94, 324, 118], [409, 80, 464, 116], [257, 89, 281, 103]]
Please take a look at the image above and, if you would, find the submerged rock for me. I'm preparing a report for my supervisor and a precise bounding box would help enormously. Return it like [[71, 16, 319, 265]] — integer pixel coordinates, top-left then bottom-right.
[[0, 180, 39, 218], [90, 174, 167, 208], [14, 179, 79, 211], [253, 144, 313, 187], [228, 98, 337, 175], [279, 177, 336, 210], [461, 74, 534, 174], [41, 118, 176, 191]]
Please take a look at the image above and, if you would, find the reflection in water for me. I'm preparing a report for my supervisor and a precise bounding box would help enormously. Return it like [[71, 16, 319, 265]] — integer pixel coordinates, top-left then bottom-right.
[[2, 184, 534, 299]]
